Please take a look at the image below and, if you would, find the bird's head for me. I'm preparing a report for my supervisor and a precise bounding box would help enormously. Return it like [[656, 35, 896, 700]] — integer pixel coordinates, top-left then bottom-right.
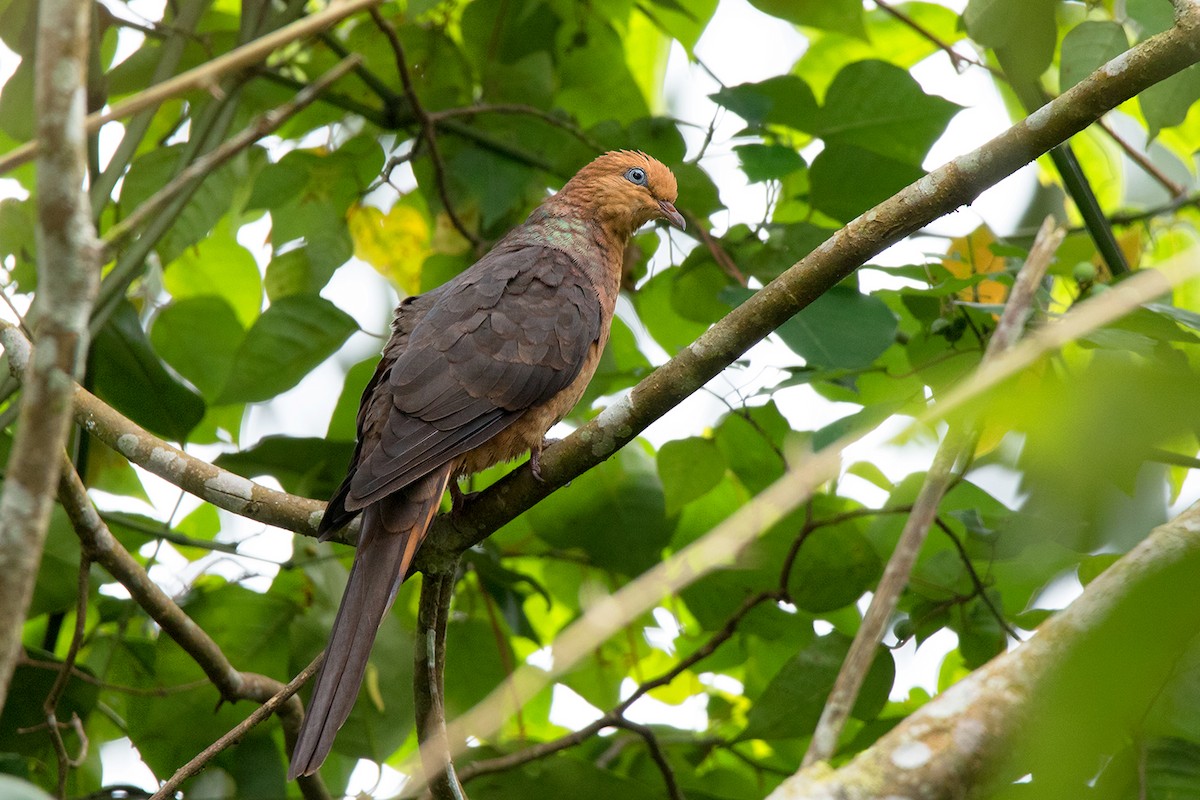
[[558, 150, 685, 239]]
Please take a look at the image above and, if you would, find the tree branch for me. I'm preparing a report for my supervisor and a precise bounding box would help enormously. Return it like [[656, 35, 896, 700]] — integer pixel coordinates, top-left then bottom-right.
[[414, 568, 467, 800], [0, 0, 99, 717], [0, 0, 383, 175], [370, 7, 482, 253], [803, 218, 1063, 766], [150, 656, 325, 800], [768, 499, 1200, 799], [55, 459, 331, 800]]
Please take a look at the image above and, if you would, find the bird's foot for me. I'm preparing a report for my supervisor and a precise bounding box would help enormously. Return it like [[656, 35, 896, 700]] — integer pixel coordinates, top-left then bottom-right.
[[530, 437, 561, 483], [449, 480, 478, 514]]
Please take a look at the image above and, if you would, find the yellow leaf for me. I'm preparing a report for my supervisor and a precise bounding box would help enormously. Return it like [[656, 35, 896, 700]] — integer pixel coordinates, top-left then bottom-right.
[[943, 226, 1008, 307], [347, 202, 431, 295]]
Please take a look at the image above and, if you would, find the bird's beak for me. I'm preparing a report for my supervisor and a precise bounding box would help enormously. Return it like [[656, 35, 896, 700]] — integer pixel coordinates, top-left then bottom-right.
[[658, 200, 686, 230]]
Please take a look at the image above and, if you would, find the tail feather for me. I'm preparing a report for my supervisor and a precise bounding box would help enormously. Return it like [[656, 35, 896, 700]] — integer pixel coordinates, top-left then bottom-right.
[[288, 466, 451, 779]]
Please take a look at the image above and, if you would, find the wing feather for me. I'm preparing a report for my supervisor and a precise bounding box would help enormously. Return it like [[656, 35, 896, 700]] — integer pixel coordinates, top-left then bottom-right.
[[341, 244, 601, 510]]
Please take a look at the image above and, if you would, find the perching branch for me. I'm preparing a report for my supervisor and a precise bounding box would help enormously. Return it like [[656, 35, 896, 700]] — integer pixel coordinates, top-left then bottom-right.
[[0, 0, 99, 718], [768, 498, 1200, 800], [0, 0, 382, 175], [803, 217, 1066, 767]]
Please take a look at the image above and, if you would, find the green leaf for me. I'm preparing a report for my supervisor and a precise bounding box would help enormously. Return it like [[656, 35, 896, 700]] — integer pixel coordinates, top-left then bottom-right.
[[965, 0, 1057, 80], [215, 436, 355, 499], [741, 633, 894, 740], [217, 294, 358, 405], [92, 301, 206, 442], [1145, 738, 1200, 800], [1141, 64, 1200, 138], [1060, 21, 1129, 91], [643, 0, 717, 55], [0, 655, 100, 758], [787, 524, 882, 613], [657, 436, 726, 515], [444, 618, 516, 718], [713, 407, 788, 494], [0, 197, 36, 290], [734, 143, 806, 183], [528, 447, 674, 576], [162, 220, 263, 327], [1125, 0, 1176, 39], [809, 143, 925, 222], [470, 755, 663, 800], [150, 295, 245, 400], [635, 268, 711, 354], [777, 285, 898, 369], [815, 61, 959, 163], [748, 0, 866, 39], [710, 75, 820, 131], [128, 583, 298, 779]]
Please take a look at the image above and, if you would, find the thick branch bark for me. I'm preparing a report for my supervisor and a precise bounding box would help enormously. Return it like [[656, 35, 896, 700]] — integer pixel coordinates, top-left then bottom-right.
[[769, 501, 1200, 800], [0, 0, 99, 715]]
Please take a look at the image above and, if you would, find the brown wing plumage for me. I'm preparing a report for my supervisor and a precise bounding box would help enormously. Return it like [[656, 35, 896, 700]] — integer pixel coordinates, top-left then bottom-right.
[[339, 244, 602, 513]]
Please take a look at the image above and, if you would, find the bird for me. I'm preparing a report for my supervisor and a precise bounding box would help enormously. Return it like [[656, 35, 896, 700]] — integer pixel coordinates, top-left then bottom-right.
[[288, 150, 684, 778]]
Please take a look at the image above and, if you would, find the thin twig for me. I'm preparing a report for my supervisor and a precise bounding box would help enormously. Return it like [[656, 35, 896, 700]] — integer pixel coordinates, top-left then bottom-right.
[[150, 655, 324, 800], [873, 0, 999, 75], [612, 720, 686, 800], [43, 554, 92, 797], [101, 54, 363, 258], [1096, 117, 1186, 198], [686, 214, 748, 286], [802, 217, 1065, 767], [458, 590, 779, 783], [429, 103, 603, 152], [414, 568, 467, 800], [934, 516, 1020, 640], [370, 7, 482, 252], [0, 0, 382, 175], [55, 456, 332, 800]]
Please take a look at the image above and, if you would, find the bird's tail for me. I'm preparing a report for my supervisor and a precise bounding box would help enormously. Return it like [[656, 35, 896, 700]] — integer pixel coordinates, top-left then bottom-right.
[[287, 465, 452, 779]]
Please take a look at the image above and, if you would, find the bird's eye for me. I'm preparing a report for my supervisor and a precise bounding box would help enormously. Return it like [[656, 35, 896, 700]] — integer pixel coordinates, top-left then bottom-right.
[[625, 167, 647, 185]]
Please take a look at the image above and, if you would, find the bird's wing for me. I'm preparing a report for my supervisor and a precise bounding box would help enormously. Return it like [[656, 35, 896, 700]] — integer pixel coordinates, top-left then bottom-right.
[[343, 244, 602, 511]]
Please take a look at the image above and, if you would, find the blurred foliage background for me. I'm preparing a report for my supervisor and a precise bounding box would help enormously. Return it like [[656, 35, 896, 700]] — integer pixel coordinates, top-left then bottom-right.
[[1, 0, 1200, 798]]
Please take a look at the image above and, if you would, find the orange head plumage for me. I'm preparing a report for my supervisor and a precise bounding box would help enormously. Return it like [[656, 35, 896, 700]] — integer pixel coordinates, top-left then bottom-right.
[[552, 150, 684, 240]]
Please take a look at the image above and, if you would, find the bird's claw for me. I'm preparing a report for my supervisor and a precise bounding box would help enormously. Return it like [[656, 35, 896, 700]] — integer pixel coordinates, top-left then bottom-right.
[[530, 437, 561, 483], [449, 480, 479, 514]]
